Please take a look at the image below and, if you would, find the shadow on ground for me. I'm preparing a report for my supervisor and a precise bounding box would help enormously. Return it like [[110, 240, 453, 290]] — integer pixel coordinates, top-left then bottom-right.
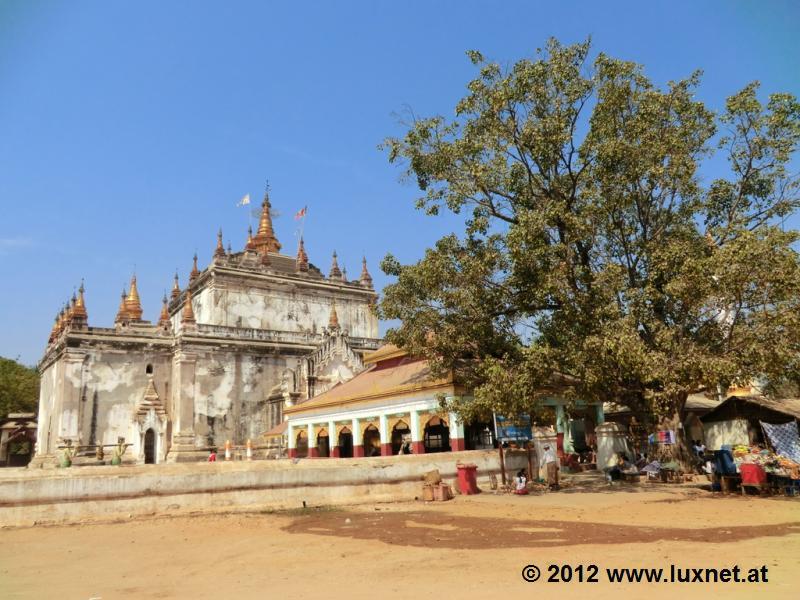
[[283, 510, 800, 549]]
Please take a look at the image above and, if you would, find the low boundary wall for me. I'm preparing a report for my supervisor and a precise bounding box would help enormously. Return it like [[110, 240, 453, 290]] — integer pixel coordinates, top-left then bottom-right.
[[0, 450, 530, 527]]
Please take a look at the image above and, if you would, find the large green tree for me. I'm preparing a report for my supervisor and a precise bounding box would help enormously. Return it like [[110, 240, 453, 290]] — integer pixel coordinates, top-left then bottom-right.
[[379, 39, 800, 452], [0, 356, 39, 417]]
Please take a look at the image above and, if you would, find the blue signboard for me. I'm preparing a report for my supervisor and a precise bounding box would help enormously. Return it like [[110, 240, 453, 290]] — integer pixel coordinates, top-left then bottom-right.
[[495, 414, 532, 442]]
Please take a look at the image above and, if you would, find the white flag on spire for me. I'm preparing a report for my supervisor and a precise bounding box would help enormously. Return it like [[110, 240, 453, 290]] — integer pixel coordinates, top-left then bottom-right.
[[237, 194, 251, 207]]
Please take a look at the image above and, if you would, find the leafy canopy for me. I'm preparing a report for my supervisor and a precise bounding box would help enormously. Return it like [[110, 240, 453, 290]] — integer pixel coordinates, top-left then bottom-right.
[[379, 39, 800, 423], [0, 356, 39, 417]]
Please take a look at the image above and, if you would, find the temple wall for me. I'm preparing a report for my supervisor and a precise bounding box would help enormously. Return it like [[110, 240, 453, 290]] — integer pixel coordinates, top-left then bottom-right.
[[37, 349, 172, 459], [193, 285, 377, 338], [35, 361, 59, 456], [191, 350, 296, 448]]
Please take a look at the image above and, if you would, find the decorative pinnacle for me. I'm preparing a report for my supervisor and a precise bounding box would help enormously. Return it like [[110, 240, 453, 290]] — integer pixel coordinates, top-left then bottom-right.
[[182, 288, 196, 324], [214, 228, 226, 258], [328, 299, 340, 330], [360, 256, 373, 288], [329, 250, 342, 280], [189, 253, 200, 282], [171, 271, 181, 300], [296, 237, 309, 272], [125, 273, 143, 321]]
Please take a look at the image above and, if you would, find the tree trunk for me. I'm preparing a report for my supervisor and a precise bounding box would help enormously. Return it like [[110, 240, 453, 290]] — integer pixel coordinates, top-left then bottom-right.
[[660, 393, 695, 472]]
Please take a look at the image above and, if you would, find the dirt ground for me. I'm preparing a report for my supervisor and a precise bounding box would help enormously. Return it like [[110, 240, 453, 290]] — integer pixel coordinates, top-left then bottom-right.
[[1, 474, 799, 599]]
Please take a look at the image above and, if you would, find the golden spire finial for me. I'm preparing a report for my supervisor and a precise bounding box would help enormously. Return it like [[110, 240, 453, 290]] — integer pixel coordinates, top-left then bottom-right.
[[72, 279, 88, 324], [189, 253, 200, 283], [214, 228, 225, 258], [296, 237, 309, 272], [171, 271, 181, 301], [251, 187, 281, 254], [159, 292, 170, 327], [245, 225, 255, 251], [115, 287, 129, 323], [125, 274, 143, 321], [328, 299, 340, 330], [182, 288, 196, 324], [67, 292, 77, 326], [328, 250, 342, 280], [360, 256, 373, 288]]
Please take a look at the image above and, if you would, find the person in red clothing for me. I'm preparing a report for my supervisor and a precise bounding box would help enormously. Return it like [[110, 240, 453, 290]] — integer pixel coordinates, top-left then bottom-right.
[[208, 449, 217, 462]]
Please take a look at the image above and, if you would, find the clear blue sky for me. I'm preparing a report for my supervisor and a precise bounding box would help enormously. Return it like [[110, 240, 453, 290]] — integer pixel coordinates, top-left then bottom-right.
[[1, 1, 798, 365]]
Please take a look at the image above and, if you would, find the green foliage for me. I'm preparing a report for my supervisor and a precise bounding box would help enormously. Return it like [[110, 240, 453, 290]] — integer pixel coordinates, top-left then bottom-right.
[[0, 356, 40, 417], [379, 39, 800, 425]]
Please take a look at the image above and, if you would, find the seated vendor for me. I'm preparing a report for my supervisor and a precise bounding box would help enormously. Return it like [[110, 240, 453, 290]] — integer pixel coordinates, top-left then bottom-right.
[[605, 452, 637, 483]]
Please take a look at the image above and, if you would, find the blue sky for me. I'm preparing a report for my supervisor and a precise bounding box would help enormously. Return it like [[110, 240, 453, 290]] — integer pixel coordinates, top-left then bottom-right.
[[1, 1, 798, 365]]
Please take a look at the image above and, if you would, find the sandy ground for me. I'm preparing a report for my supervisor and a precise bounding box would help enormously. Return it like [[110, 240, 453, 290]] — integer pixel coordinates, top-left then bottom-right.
[[1, 473, 799, 599]]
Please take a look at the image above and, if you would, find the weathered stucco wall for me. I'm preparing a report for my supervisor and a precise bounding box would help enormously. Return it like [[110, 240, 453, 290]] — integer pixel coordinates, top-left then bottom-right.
[[191, 350, 293, 447], [0, 450, 529, 527], [194, 283, 377, 339], [37, 348, 172, 460]]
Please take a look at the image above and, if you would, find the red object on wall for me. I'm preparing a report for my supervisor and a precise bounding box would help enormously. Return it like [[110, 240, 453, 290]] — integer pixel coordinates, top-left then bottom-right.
[[740, 463, 767, 485], [457, 463, 480, 495], [380, 443, 392, 456], [288, 448, 297, 459]]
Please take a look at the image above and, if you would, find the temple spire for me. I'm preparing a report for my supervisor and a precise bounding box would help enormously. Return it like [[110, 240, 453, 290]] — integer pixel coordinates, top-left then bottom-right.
[[115, 287, 129, 323], [214, 228, 226, 259], [71, 280, 88, 325], [158, 292, 170, 327], [171, 271, 181, 301], [296, 237, 309, 272], [245, 225, 255, 251], [328, 250, 342, 280], [359, 256, 373, 288], [182, 288, 196, 324], [66, 292, 77, 327], [189, 253, 200, 283], [251, 188, 281, 254], [328, 299, 340, 330], [125, 274, 143, 321]]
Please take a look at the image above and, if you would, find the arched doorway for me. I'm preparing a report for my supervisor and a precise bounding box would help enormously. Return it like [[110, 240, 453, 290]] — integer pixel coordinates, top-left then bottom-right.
[[317, 430, 330, 458], [295, 430, 308, 458], [424, 416, 450, 453], [144, 428, 156, 464], [391, 420, 411, 454], [338, 426, 353, 458], [363, 425, 381, 457]]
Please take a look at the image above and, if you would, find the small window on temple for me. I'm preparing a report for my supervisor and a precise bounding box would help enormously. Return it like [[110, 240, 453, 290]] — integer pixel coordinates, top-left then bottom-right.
[[145, 364, 153, 375]]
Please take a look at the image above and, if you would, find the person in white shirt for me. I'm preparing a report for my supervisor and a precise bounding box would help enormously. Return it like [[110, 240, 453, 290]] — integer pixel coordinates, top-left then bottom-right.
[[540, 444, 559, 491], [514, 469, 528, 495]]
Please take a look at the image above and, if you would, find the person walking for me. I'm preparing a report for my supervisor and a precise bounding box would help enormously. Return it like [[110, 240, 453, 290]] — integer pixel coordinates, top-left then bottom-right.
[[540, 443, 559, 491]]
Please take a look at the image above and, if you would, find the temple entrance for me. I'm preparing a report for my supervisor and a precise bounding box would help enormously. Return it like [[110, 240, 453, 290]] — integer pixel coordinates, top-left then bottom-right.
[[363, 425, 381, 457], [423, 416, 450, 453], [391, 421, 411, 454], [295, 431, 308, 458], [338, 427, 353, 458], [144, 428, 156, 464], [317, 432, 330, 458]]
